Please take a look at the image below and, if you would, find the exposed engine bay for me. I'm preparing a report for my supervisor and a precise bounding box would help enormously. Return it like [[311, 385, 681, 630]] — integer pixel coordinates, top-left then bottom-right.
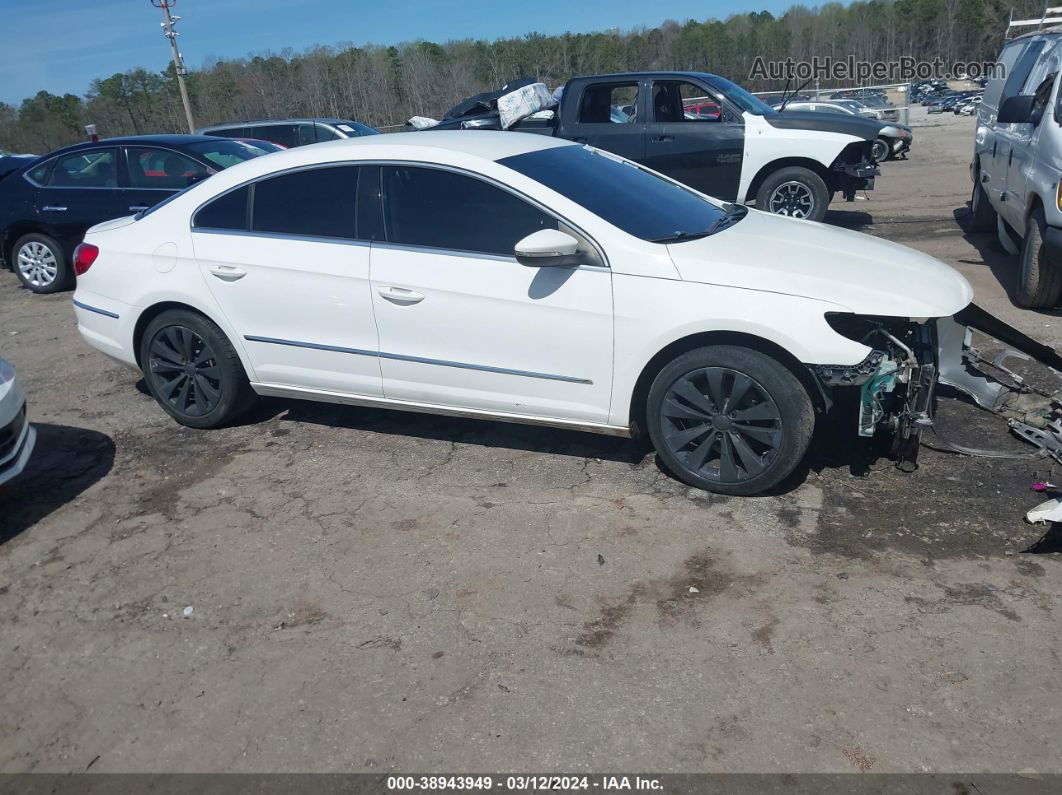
[[810, 305, 1062, 468]]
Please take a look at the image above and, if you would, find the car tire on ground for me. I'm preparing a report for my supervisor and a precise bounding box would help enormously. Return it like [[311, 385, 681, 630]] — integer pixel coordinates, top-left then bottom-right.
[[139, 309, 257, 429], [1015, 208, 1062, 308], [646, 345, 815, 496], [755, 166, 830, 223], [968, 177, 997, 233], [12, 233, 71, 294], [870, 138, 890, 162]]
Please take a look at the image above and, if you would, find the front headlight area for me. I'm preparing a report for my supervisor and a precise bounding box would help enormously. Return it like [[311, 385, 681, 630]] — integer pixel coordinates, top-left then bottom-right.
[[812, 314, 937, 457]]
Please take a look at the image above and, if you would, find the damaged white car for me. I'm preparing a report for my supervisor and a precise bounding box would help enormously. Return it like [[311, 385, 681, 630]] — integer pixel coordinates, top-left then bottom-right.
[[70, 132, 1058, 495]]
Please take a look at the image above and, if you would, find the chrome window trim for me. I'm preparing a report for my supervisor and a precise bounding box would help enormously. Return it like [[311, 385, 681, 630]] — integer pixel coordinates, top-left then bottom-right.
[[244, 335, 593, 385], [187, 159, 609, 268], [369, 239, 609, 271], [192, 227, 370, 247]]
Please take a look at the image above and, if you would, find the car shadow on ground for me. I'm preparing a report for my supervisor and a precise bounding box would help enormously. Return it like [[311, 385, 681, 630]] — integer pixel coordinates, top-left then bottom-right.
[[824, 209, 874, 232], [0, 424, 115, 545]]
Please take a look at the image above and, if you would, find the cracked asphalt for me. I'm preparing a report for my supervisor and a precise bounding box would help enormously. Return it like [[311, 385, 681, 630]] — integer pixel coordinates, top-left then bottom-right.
[[1, 110, 1061, 773]]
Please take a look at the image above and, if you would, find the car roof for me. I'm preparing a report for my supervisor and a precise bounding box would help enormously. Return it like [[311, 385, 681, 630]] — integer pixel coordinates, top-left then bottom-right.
[[197, 118, 364, 129], [41, 134, 229, 158]]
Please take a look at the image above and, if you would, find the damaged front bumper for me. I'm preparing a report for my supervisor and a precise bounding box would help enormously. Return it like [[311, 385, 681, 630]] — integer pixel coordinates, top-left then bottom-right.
[[809, 305, 1062, 467]]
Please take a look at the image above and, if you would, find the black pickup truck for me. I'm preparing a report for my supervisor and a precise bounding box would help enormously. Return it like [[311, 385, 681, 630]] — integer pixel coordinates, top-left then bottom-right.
[[430, 71, 884, 223]]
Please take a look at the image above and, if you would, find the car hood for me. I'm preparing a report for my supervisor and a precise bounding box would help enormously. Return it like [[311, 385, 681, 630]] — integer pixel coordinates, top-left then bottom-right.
[[666, 210, 973, 317], [765, 110, 886, 140]]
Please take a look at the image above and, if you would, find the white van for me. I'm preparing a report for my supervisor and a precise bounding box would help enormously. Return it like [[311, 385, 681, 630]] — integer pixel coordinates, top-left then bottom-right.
[[971, 28, 1062, 306]]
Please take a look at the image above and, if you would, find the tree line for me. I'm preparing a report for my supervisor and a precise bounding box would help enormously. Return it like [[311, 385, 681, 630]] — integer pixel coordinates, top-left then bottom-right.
[[0, 0, 1042, 152]]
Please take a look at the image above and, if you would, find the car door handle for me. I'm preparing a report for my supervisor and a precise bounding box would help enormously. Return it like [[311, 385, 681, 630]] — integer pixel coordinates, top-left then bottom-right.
[[41, 205, 67, 212], [208, 265, 247, 282], [129, 205, 149, 212], [651, 135, 674, 143], [378, 286, 425, 305]]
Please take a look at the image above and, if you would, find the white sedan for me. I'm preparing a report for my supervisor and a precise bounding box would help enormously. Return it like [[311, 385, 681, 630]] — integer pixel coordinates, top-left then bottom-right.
[[71, 132, 971, 495], [0, 355, 36, 486]]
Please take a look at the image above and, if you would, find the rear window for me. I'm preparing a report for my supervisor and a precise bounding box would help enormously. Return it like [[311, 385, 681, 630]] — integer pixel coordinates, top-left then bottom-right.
[[497, 144, 727, 242]]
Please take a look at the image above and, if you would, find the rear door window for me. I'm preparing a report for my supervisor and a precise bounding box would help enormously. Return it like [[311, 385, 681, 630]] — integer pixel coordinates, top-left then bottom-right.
[[251, 166, 358, 239], [250, 124, 297, 148], [47, 149, 118, 188], [578, 83, 640, 124], [381, 166, 554, 256]]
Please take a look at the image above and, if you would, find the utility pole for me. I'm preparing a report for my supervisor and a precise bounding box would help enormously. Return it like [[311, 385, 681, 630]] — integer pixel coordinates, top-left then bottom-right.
[[152, 0, 195, 133]]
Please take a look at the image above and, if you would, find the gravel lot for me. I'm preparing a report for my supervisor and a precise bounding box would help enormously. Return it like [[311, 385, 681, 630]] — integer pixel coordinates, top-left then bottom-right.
[[2, 110, 1061, 774]]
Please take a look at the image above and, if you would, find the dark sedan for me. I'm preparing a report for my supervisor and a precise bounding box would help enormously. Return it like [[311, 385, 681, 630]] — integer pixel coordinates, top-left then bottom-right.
[[0, 134, 274, 293]]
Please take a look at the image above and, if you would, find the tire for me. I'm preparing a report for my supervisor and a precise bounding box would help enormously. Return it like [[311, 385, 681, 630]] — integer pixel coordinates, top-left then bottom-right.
[[12, 233, 71, 293], [1015, 208, 1062, 308], [870, 138, 890, 162], [646, 345, 815, 496], [755, 166, 830, 222], [139, 309, 257, 429], [968, 177, 997, 233]]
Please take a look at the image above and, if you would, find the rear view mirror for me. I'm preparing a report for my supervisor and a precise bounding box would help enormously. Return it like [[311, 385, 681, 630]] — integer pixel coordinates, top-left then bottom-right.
[[514, 229, 583, 267], [998, 95, 1038, 124]]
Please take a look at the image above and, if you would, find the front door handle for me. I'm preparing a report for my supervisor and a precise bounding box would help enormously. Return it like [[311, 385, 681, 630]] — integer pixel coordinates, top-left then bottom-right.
[[378, 286, 425, 305], [129, 205, 149, 212], [41, 205, 67, 212], [208, 265, 247, 282]]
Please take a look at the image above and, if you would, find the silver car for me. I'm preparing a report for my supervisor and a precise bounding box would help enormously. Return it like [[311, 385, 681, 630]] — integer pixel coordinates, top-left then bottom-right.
[[971, 29, 1062, 307], [0, 355, 35, 485]]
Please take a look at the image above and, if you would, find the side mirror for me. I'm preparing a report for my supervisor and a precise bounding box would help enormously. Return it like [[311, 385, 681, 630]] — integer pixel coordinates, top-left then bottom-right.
[[514, 229, 583, 267], [998, 94, 1038, 124]]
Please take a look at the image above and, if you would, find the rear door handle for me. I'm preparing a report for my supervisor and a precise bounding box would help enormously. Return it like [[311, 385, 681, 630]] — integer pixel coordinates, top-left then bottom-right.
[[129, 205, 149, 212], [378, 286, 425, 305], [41, 205, 67, 212], [651, 135, 674, 143], [208, 265, 247, 282]]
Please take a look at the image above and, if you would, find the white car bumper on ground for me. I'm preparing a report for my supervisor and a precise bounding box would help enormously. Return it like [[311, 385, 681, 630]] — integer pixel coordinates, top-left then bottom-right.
[[0, 357, 35, 486]]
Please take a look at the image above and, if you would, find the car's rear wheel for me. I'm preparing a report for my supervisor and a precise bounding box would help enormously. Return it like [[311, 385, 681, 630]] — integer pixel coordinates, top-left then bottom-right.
[[756, 167, 829, 222], [1015, 208, 1062, 308], [968, 177, 997, 233], [13, 233, 70, 293], [139, 309, 257, 429], [870, 137, 890, 162], [646, 345, 814, 496]]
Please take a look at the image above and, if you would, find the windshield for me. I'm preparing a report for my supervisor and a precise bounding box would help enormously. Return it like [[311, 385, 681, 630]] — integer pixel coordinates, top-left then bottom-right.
[[707, 76, 777, 116], [497, 144, 733, 242], [336, 121, 380, 136], [185, 139, 270, 169]]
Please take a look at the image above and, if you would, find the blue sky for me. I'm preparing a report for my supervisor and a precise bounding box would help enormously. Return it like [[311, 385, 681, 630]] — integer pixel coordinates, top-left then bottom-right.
[[0, 0, 811, 105]]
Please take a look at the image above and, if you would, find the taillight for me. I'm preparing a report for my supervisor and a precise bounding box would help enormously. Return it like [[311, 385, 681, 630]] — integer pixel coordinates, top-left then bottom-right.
[[73, 243, 99, 276]]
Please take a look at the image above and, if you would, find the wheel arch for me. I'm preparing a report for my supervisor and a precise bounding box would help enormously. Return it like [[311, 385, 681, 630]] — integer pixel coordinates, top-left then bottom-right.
[[132, 300, 245, 372], [627, 329, 825, 434], [744, 157, 832, 204]]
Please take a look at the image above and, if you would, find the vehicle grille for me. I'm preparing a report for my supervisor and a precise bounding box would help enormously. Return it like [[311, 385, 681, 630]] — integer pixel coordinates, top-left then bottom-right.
[[0, 404, 27, 461]]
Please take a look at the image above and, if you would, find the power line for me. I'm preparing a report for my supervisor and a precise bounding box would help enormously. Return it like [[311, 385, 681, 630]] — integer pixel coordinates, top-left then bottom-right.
[[152, 0, 196, 133]]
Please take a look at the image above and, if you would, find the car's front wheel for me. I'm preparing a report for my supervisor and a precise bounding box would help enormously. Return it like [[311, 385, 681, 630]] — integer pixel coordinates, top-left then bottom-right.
[[646, 345, 814, 496], [870, 137, 890, 162], [756, 167, 829, 222], [139, 309, 257, 429], [12, 233, 71, 293]]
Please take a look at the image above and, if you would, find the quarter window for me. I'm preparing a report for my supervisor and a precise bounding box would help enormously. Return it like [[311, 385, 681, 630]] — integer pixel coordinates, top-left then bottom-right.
[[251, 166, 357, 239], [47, 149, 117, 188], [382, 166, 554, 256], [194, 186, 249, 231]]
